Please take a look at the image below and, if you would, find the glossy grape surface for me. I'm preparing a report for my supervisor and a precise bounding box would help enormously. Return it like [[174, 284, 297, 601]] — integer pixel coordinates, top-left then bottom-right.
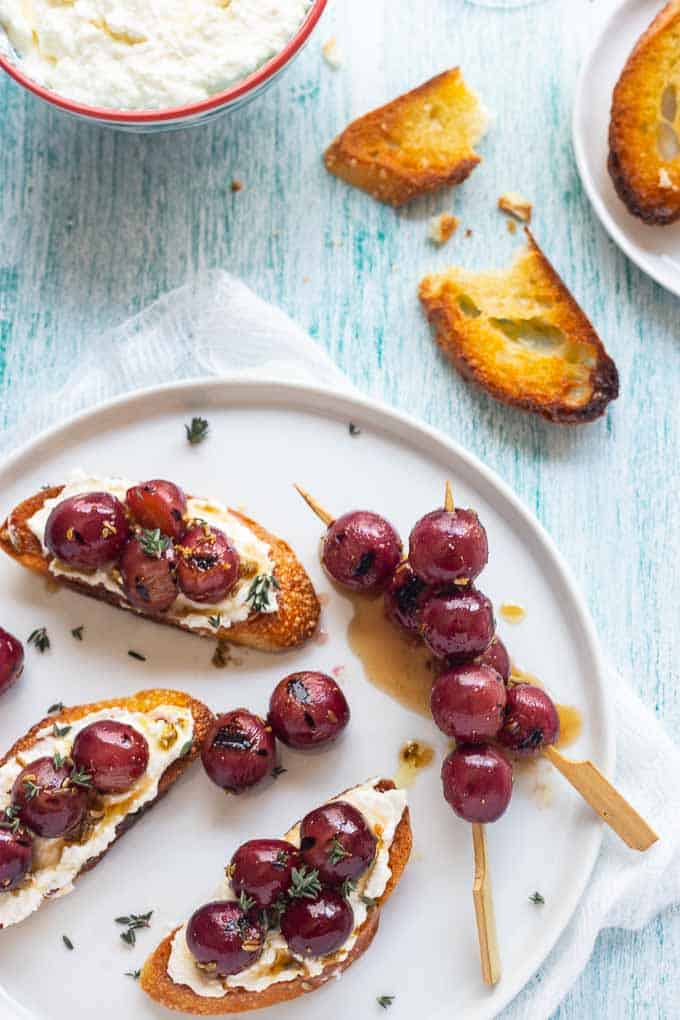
[[321, 511, 402, 594], [201, 710, 275, 793], [409, 508, 488, 585], [72, 720, 149, 794], [420, 587, 495, 660], [476, 636, 511, 683], [441, 744, 513, 823], [11, 757, 90, 838], [187, 901, 264, 977], [268, 672, 349, 749], [430, 663, 507, 742], [0, 628, 24, 696], [498, 683, 560, 755], [383, 563, 429, 634], [299, 801, 376, 885], [119, 535, 178, 612], [0, 825, 33, 891], [45, 492, 129, 570], [229, 839, 301, 909], [126, 479, 187, 540], [281, 889, 354, 958], [176, 524, 240, 603]]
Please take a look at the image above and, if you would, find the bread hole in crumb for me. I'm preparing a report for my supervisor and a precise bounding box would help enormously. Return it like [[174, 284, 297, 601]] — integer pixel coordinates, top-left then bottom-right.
[[490, 317, 565, 352], [458, 295, 482, 318], [657, 121, 680, 160], [661, 84, 677, 124]]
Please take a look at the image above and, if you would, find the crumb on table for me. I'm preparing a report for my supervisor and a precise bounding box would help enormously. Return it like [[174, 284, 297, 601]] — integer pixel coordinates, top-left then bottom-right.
[[428, 213, 459, 245], [498, 191, 532, 222]]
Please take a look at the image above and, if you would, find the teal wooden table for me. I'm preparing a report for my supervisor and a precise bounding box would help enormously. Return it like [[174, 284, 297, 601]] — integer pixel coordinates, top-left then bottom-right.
[[0, 0, 678, 1015]]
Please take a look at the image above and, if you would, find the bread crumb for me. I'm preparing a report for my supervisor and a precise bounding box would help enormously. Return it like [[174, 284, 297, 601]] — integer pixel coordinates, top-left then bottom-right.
[[322, 37, 342, 69], [506, 218, 517, 235], [464, 228, 473, 238], [428, 213, 459, 245], [498, 191, 532, 222], [231, 179, 243, 193]]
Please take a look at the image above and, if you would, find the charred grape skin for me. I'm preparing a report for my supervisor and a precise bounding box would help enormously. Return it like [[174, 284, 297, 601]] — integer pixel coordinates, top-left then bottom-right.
[[321, 511, 402, 594], [498, 683, 560, 756], [11, 757, 90, 838], [176, 524, 240, 604], [299, 801, 377, 886], [44, 492, 129, 571], [430, 663, 507, 742], [420, 586, 495, 661], [0, 825, 33, 891], [229, 839, 301, 910], [119, 536, 178, 613], [187, 901, 264, 978], [383, 563, 430, 634], [268, 672, 350, 750], [0, 628, 24, 696], [409, 508, 488, 586], [281, 889, 354, 958], [125, 479, 187, 541], [476, 636, 511, 684], [441, 744, 513, 824], [201, 710, 275, 794], [71, 720, 149, 794]]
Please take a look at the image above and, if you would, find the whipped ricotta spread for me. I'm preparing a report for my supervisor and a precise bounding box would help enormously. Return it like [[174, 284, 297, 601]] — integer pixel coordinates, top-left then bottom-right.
[[167, 780, 407, 996], [0, 0, 310, 111], [0, 703, 193, 928], [24, 470, 278, 633]]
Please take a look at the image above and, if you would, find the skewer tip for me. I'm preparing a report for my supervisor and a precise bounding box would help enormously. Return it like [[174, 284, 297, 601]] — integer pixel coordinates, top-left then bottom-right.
[[444, 480, 454, 512], [293, 484, 335, 526]]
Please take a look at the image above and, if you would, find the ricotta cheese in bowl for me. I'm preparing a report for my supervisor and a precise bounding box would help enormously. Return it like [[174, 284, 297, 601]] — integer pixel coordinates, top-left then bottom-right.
[[0, 0, 311, 112]]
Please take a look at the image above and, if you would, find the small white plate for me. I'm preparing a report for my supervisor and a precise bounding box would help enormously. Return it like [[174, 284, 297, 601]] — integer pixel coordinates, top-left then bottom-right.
[[573, 0, 680, 297], [0, 379, 612, 1020]]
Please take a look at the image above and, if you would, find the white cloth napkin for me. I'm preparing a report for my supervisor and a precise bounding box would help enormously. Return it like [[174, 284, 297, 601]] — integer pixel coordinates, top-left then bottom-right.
[[2, 271, 679, 1020]]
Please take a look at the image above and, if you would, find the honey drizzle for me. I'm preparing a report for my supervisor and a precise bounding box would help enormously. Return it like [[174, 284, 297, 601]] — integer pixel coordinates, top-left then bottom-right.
[[499, 602, 527, 624], [394, 740, 435, 788]]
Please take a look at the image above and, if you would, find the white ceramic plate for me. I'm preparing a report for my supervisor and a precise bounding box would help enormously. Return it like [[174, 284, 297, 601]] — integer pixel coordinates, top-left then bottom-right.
[[0, 379, 612, 1020], [573, 0, 680, 297]]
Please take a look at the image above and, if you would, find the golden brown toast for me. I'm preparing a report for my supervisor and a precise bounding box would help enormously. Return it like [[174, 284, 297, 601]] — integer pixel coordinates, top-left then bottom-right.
[[419, 229, 619, 424], [0, 486, 320, 652], [609, 1, 680, 224], [324, 68, 488, 207], [0, 689, 214, 926], [140, 778, 412, 1014]]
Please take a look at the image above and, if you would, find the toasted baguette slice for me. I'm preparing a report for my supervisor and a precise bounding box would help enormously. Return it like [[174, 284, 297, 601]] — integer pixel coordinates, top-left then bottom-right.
[[140, 778, 412, 1014], [324, 68, 489, 207], [419, 229, 619, 424], [0, 688, 213, 928], [0, 485, 320, 652], [608, 1, 680, 224]]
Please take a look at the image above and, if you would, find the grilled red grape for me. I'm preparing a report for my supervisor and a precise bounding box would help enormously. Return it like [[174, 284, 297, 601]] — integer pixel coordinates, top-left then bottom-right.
[[0, 628, 24, 696], [72, 719, 149, 794], [383, 563, 429, 634], [125, 479, 187, 540], [420, 586, 494, 660], [281, 889, 353, 958], [409, 507, 488, 585], [321, 511, 402, 594], [119, 533, 178, 612], [187, 901, 264, 977], [498, 683, 560, 755], [201, 710, 275, 793], [430, 663, 506, 742], [476, 636, 510, 684], [268, 672, 349, 749], [441, 744, 513, 823], [0, 824, 33, 891], [176, 524, 240, 603], [11, 757, 90, 838], [229, 839, 301, 910], [299, 801, 376, 885], [45, 492, 129, 570]]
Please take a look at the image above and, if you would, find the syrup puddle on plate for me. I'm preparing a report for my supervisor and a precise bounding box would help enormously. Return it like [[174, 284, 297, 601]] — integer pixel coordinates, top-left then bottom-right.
[[499, 601, 527, 624], [394, 739, 435, 788]]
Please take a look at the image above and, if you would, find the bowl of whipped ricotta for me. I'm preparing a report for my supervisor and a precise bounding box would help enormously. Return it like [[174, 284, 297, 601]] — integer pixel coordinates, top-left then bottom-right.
[[0, 0, 326, 131]]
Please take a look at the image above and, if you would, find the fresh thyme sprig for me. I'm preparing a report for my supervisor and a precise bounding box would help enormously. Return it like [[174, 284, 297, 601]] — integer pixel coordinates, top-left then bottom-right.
[[116, 911, 153, 946], [23, 779, 41, 800], [71, 625, 84, 641], [287, 866, 322, 900], [28, 627, 50, 653], [529, 891, 545, 905], [139, 528, 171, 559], [52, 722, 71, 738], [341, 877, 356, 899], [0, 805, 21, 834], [47, 702, 64, 715], [377, 995, 395, 1009], [125, 969, 141, 980], [53, 751, 65, 769], [208, 614, 222, 630], [69, 767, 92, 789], [245, 573, 280, 613], [185, 417, 209, 445], [238, 891, 256, 912], [327, 836, 350, 865]]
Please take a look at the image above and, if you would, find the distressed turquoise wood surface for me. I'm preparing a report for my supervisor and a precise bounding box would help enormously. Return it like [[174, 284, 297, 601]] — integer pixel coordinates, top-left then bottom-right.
[[0, 0, 678, 1016]]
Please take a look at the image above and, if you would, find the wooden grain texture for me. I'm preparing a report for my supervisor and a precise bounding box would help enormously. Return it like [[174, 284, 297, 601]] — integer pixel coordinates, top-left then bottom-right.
[[0, 1, 678, 1017]]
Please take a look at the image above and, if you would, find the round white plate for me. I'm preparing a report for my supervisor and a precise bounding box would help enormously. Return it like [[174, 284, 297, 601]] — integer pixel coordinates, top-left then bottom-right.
[[0, 379, 612, 1020], [573, 0, 680, 297]]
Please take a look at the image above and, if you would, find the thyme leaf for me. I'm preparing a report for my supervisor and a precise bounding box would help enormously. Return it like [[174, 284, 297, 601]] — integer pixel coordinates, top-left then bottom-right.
[[139, 528, 171, 559], [185, 417, 209, 445], [69, 768, 92, 788], [377, 995, 395, 1009], [327, 836, 350, 865], [238, 891, 256, 912], [341, 877, 356, 899], [245, 573, 280, 614], [128, 650, 146, 662], [28, 627, 50, 653], [71, 625, 84, 641], [23, 779, 41, 800], [62, 935, 74, 951], [348, 423, 361, 437], [47, 702, 64, 714], [125, 969, 141, 979], [208, 614, 222, 630], [52, 723, 71, 738], [529, 891, 545, 905], [288, 866, 322, 900]]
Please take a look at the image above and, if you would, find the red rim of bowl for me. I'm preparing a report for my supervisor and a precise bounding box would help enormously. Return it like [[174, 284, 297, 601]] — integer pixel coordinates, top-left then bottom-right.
[[0, 0, 327, 123]]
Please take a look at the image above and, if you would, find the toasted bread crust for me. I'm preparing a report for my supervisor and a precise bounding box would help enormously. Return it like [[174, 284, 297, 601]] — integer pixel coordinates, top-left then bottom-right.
[[0, 689, 214, 923], [0, 487, 320, 652], [324, 68, 486, 207], [140, 779, 412, 1014], [419, 230, 619, 424], [608, 1, 680, 225]]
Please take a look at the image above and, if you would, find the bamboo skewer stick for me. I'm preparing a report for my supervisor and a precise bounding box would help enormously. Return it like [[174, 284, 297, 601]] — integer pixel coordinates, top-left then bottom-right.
[[294, 484, 334, 526]]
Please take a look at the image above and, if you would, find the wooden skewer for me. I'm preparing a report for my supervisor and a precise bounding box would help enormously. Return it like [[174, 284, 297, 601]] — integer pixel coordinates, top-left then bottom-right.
[[443, 480, 501, 986], [294, 484, 334, 526], [543, 746, 658, 851]]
